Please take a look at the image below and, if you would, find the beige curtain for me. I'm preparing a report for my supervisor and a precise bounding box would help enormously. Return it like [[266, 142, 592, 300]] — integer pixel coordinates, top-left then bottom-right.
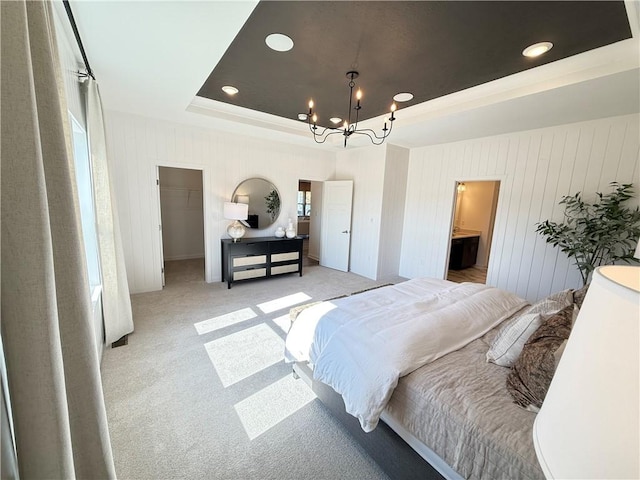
[[85, 79, 134, 345], [1, 1, 116, 478]]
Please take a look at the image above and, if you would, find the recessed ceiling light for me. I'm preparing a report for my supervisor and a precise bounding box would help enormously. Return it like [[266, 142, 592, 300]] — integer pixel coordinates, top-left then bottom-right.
[[297, 113, 308, 121], [265, 33, 294, 52], [329, 117, 342, 124], [393, 92, 414, 102], [522, 41, 553, 58], [221, 85, 239, 95]]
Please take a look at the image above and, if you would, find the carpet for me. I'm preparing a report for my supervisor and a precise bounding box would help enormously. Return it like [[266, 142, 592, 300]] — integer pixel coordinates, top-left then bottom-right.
[[100, 260, 403, 479]]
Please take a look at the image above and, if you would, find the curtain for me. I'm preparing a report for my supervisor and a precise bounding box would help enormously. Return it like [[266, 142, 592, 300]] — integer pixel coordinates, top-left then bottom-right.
[[85, 79, 134, 345], [1, 1, 116, 478]]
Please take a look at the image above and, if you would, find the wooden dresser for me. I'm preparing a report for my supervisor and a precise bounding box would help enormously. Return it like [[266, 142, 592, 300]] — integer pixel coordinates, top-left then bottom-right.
[[221, 237, 303, 288]]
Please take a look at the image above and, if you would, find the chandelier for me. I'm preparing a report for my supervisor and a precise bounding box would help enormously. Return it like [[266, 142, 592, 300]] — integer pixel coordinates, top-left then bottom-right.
[[306, 71, 396, 147]]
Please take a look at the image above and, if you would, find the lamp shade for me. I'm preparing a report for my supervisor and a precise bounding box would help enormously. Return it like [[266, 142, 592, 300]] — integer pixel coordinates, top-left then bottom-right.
[[533, 265, 640, 479], [223, 202, 248, 221]]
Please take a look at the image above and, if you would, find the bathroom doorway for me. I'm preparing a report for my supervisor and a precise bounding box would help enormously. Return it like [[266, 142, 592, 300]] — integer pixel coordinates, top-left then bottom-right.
[[297, 179, 320, 266], [447, 180, 500, 284]]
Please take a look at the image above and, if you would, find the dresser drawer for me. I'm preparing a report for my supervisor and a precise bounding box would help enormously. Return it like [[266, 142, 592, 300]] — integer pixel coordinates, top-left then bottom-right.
[[233, 268, 267, 281], [228, 242, 266, 255], [233, 255, 267, 267], [270, 239, 302, 254], [272, 252, 299, 263], [271, 264, 299, 275]]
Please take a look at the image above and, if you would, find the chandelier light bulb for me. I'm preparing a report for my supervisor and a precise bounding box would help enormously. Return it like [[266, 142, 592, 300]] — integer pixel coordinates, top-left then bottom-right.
[[390, 103, 397, 112], [308, 99, 314, 110], [312, 114, 317, 124], [356, 90, 362, 100]]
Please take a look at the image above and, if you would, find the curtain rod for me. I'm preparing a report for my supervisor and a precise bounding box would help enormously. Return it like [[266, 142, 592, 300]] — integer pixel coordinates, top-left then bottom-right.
[[62, 0, 95, 80]]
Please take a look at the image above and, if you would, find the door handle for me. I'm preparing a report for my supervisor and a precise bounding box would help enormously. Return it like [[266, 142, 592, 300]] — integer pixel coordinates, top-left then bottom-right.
[[341, 230, 350, 234]]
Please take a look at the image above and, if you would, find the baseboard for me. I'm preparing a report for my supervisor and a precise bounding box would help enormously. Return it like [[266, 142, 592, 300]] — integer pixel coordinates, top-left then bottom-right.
[[164, 254, 205, 261]]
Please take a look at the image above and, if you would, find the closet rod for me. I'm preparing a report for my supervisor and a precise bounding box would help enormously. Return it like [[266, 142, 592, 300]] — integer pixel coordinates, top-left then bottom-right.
[[62, 0, 95, 79]]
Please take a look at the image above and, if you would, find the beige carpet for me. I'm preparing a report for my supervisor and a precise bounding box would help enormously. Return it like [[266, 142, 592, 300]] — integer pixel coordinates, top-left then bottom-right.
[[101, 260, 404, 479]]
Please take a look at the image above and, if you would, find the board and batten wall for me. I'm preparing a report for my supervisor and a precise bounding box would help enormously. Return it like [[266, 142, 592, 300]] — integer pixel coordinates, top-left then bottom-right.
[[105, 110, 336, 294], [400, 113, 640, 302]]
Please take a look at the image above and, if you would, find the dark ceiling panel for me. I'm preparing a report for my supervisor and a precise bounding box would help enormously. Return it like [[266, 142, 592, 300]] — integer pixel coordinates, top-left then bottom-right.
[[197, 1, 631, 128]]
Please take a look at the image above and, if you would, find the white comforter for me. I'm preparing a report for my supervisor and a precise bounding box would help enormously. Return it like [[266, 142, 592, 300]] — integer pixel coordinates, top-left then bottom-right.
[[285, 278, 527, 432]]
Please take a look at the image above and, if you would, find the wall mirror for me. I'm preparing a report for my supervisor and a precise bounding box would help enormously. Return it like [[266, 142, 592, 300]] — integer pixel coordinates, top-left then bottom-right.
[[231, 178, 281, 229]]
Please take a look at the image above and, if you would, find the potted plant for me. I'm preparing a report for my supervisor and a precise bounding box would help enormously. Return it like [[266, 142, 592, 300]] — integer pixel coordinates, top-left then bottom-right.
[[265, 189, 280, 221], [535, 182, 640, 286]]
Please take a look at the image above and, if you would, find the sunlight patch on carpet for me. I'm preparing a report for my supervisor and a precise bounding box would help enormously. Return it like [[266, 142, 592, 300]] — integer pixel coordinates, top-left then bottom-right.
[[272, 313, 291, 333], [205, 324, 283, 387], [257, 292, 312, 314], [194, 307, 257, 335], [234, 374, 316, 440]]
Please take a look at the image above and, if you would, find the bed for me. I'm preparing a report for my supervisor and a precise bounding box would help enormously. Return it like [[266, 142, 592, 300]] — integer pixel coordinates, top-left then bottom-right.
[[285, 278, 576, 480]]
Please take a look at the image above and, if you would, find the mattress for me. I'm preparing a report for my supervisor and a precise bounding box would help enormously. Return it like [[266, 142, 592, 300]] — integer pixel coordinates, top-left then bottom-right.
[[385, 334, 545, 480]]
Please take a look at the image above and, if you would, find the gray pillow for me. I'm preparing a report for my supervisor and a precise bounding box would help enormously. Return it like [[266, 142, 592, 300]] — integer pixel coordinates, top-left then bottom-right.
[[506, 304, 574, 410], [486, 289, 572, 367]]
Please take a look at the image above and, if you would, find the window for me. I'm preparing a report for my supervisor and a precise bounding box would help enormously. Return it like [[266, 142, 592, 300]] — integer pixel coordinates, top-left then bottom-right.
[[70, 115, 101, 292], [297, 191, 311, 216]]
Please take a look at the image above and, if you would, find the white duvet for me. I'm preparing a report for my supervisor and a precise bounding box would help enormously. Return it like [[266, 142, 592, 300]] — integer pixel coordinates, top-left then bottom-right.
[[285, 278, 527, 432]]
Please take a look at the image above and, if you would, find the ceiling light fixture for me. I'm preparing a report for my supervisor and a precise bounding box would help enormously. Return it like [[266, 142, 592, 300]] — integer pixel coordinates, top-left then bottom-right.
[[306, 71, 396, 147], [329, 117, 342, 124], [222, 85, 239, 95], [265, 33, 294, 52], [522, 41, 553, 57], [393, 92, 414, 102]]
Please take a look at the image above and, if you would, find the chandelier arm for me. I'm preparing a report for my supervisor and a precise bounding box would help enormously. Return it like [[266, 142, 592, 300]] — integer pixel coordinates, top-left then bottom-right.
[[352, 120, 395, 141], [309, 127, 345, 144], [350, 130, 388, 146]]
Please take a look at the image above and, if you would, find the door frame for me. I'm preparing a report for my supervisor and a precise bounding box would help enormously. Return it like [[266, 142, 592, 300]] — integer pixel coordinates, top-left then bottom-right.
[[156, 162, 211, 284], [443, 176, 504, 282]]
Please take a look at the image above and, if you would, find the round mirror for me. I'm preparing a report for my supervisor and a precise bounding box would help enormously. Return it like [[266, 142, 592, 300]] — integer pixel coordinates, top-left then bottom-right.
[[231, 178, 281, 229]]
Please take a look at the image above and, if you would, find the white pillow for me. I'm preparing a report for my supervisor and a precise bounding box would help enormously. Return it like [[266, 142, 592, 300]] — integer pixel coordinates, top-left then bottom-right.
[[486, 289, 573, 367], [486, 312, 542, 366]]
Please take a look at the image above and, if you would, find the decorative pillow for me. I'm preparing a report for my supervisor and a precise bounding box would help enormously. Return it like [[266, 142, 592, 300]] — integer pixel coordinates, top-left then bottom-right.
[[573, 283, 589, 309], [506, 304, 574, 410], [486, 289, 573, 367]]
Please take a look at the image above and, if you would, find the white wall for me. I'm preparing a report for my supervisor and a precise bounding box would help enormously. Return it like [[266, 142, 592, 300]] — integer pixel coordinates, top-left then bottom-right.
[[400, 113, 640, 302], [105, 110, 336, 293], [159, 167, 204, 261], [336, 146, 386, 279]]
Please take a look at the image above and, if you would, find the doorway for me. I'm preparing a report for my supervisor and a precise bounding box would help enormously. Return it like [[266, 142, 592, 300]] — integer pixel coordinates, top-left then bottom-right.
[[158, 166, 205, 286], [297, 179, 320, 267], [447, 180, 500, 284]]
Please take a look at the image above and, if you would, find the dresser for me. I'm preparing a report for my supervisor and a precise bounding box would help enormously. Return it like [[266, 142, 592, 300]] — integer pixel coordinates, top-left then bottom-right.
[[221, 237, 303, 288]]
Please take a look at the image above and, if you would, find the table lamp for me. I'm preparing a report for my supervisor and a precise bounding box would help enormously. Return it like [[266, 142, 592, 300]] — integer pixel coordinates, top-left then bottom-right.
[[533, 264, 640, 479], [224, 202, 249, 242]]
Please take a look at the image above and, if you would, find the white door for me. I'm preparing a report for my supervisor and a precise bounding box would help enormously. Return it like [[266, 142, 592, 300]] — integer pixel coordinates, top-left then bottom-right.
[[156, 166, 165, 287], [320, 180, 353, 272]]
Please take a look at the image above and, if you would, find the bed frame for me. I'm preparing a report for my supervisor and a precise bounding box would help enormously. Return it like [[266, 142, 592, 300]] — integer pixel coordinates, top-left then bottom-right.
[[294, 363, 448, 480]]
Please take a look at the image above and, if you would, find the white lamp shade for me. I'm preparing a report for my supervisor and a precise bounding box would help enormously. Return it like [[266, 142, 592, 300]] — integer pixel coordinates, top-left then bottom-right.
[[223, 202, 248, 220], [533, 265, 640, 479]]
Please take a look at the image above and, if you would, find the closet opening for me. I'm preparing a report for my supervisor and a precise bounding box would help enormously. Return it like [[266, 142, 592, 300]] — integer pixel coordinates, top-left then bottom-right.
[[158, 166, 205, 286]]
